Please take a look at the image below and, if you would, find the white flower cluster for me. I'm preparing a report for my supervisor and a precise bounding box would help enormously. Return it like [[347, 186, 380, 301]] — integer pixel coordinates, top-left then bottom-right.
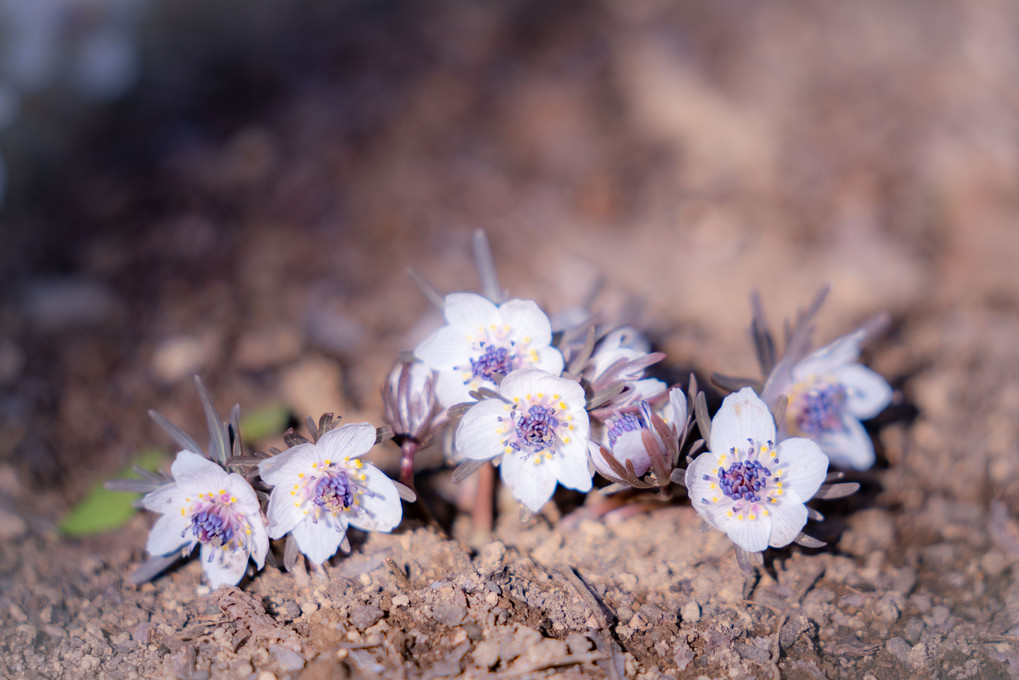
[[119, 237, 894, 588]]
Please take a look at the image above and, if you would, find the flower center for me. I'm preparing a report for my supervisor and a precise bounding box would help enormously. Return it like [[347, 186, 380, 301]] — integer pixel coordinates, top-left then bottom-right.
[[791, 381, 847, 434], [514, 404, 559, 452], [183, 492, 246, 552], [718, 459, 772, 503], [470, 343, 516, 382], [312, 471, 354, 512]]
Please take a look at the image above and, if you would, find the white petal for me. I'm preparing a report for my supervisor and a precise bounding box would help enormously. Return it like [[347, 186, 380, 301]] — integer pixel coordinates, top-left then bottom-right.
[[832, 364, 892, 420], [766, 496, 808, 548], [500, 299, 553, 347], [455, 399, 513, 461], [292, 516, 345, 565], [718, 510, 771, 553], [761, 358, 795, 406], [709, 388, 776, 456], [200, 544, 248, 588], [433, 370, 475, 408], [608, 430, 652, 477], [500, 450, 558, 513], [346, 463, 403, 532], [415, 325, 474, 370], [444, 293, 500, 331], [319, 422, 378, 461], [224, 473, 260, 514], [817, 416, 875, 470], [258, 442, 317, 487], [632, 378, 668, 404], [146, 513, 193, 556], [266, 483, 306, 539], [528, 344, 565, 375], [552, 441, 593, 492], [684, 452, 727, 530], [666, 387, 687, 426], [171, 450, 221, 480], [500, 369, 585, 407], [773, 437, 828, 500], [141, 482, 188, 513], [792, 330, 864, 380], [589, 441, 621, 481], [247, 517, 269, 570]]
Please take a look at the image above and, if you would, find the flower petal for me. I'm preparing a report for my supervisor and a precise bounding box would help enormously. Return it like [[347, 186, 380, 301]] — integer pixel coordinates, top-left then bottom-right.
[[258, 442, 317, 487], [709, 388, 776, 457], [171, 449, 221, 480], [444, 293, 500, 331], [817, 415, 875, 470], [609, 430, 652, 477], [529, 344, 565, 375], [224, 472, 260, 514], [141, 482, 189, 514], [433, 370, 475, 409], [792, 330, 864, 380], [501, 299, 553, 347], [265, 481, 306, 539], [414, 325, 473, 370], [346, 463, 403, 532], [832, 364, 892, 420], [319, 422, 378, 461], [551, 441, 593, 492], [718, 510, 771, 553], [200, 544, 248, 588], [292, 516, 346, 565], [247, 516, 269, 570], [666, 387, 687, 427], [773, 437, 828, 500], [456, 399, 514, 461], [500, 450, 558, 513], [766, 495, 808, 548], [500, 369, 585, 407], [146, 513, 193, 556], [685, 452, 727, 530]]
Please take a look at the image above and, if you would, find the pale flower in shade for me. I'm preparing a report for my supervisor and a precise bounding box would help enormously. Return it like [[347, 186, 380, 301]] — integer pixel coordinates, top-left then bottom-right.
[[762, 329, 892, 470], [258, 423, 402, 566], [141, 451, 268, 588], [685, 388, 828, 554], [590, 388, 686, 484], [455, 368, 591, 513], [414, 293, 564, 408], [584, 327, 667, 413]]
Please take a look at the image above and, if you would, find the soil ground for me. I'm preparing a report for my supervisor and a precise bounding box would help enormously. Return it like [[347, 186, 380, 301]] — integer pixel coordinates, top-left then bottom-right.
[[3, 1, 1019, 678]]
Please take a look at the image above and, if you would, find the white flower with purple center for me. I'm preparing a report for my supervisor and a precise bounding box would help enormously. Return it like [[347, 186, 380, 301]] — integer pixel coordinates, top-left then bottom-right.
[[762, 329, 892, 470], [141, 451, 268, 588], [685, 388, 828, 553], [455, 369, 591, 513], [258, 423, 402, 565], [590, 388, 686, 482], [414, 293, 564, 408]]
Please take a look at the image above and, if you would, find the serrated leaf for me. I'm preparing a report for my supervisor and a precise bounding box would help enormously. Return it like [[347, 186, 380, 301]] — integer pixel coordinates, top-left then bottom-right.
[[61, 449, 168, 536]]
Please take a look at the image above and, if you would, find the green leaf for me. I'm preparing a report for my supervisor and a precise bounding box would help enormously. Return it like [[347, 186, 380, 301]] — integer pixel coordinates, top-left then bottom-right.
[[239, 403, 291, 445], [60, 449, 167, 536]]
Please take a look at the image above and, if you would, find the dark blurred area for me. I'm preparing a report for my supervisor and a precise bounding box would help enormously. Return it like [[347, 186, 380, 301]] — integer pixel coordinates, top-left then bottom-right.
[[1, 0, 1018, 505]]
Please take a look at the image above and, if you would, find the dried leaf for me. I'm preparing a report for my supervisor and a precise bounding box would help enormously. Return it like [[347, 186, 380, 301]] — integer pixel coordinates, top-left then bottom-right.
[[815, 482, 860, 499]]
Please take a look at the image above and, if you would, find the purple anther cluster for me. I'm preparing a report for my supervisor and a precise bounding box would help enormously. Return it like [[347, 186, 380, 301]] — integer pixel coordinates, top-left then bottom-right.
[[606, 411, 642, 447], [470, 343, 514, 381], [313, 471, 354, 511], [188, 509, 234, 546], [718, 459, 771, 503], [514, 404, 559, 452], [795, 383, 848, 435]]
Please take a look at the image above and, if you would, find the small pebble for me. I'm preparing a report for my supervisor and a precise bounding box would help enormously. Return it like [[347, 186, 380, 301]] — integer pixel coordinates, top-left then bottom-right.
[[681, 600, 701, 625]]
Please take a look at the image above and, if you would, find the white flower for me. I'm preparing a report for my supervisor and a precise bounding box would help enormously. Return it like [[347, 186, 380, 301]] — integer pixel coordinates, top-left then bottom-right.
[[590, 388, 686, 483], [685, 388, 828, 553], [257, 423, 402, 566], [762, 329, 892, 470], [455, 369, 591, 513], [414, 293, 564, 408], [141, 451, 268, 588]]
